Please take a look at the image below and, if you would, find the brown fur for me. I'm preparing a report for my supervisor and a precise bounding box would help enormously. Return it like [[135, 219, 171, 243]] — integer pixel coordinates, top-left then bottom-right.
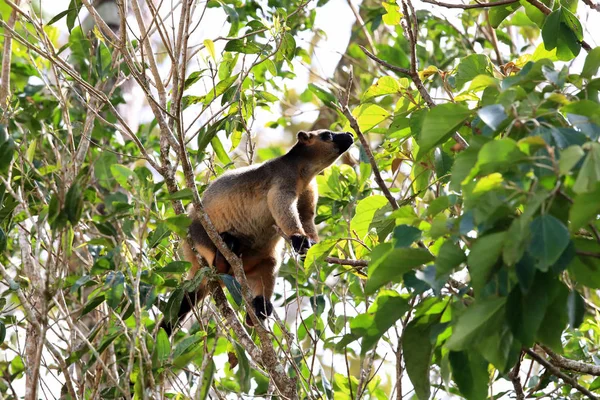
[[169, 130, 353, 332]]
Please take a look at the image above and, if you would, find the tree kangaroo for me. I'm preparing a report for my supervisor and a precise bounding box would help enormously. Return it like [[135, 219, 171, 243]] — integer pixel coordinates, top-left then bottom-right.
[[163, 130, 353, 334]]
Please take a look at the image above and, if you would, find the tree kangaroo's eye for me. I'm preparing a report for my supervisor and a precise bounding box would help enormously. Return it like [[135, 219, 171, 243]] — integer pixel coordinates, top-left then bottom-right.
[[320, 131, 333, 141]]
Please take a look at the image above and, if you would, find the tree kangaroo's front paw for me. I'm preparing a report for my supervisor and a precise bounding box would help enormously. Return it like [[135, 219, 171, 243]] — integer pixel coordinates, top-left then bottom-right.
[[291, 234, 315, 255], [245, 295, 273, 326]]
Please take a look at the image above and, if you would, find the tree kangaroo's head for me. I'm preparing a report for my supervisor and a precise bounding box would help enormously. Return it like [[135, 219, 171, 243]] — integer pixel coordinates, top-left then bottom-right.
[[290, 129, 354, 176]]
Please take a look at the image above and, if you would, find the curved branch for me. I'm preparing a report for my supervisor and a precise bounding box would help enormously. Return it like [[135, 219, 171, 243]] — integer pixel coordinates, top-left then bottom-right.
[[524, 348, 598, 400], [540, 345, 600, 376], [339, 71, 399, 210], [421, 0, 519, 9]]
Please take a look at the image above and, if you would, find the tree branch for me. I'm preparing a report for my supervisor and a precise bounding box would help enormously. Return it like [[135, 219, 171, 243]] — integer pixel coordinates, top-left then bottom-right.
[[509, 355, 525, 400], [339, 70, 399, 210], [421, 0, 519, 9], [540, 345, 600, 376], [523, 0, 591, 51], [0, 0, 19, 114], [524, 348, 598, 400], [359, 43, 469, 149]]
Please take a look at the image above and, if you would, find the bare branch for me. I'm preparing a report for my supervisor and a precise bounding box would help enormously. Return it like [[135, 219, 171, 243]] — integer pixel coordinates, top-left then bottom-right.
[[0, 0, 20, 114], [524, 348, 598, 400], [421, 0, 519, 9], [339, 70, 399, 210], [509, 355, 525, 400], [541, 345, 600, 376]]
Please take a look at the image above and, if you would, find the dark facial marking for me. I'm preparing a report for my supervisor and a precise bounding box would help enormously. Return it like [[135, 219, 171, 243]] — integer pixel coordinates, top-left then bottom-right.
[[319, 131, 333, 141], [332, 132, 354, 154]]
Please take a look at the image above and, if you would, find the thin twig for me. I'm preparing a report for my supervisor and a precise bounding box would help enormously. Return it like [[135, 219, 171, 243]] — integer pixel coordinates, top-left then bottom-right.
[[359, 44, 469, 149], [339, 69, 399, 210]]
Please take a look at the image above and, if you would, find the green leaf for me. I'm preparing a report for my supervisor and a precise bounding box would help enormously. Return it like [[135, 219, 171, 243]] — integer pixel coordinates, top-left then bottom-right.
[[106, 272, 125, 310], [418, 103, 472, 155], [449, 351, 489, 400], [542, 9, 561, 51], [158, 261, 191, 275], [163, 288, 185, 326], [450, 147, 479, 191], [350, 290, 409, 354], [308, 83, 338, 108], [197, 360, 215, 400], [0, 321, 5, 344], [110, 164, 136, 190], [352, 104, 390, 133], [279, 33, 296, 61], [582, 47, 600, 79], [562, 100, 600, 125], [436, 240, 466, 276], [503, 218, 529, 267], [66, 0, 83, 32], [489, 1, 522, 28], [570, 186, 600, 232], [393, 225, 421, 248], [403, 319, 433, 400], [172, 335, 203, 368], [224, 39, 262, 54], [165, 188, 194, 201], [362, 76, 401, 102], [220, 274, 242, 306], [148, 223, 170, 248], [204, 39, 216, 60], [446, 297, 506, 351], [303, 238, 338, 271], [537, 281, 568, 350], [455, 54, 493, 89], [573, 143, 600, 194], [528, 215, 570, 271], [589, 377, 600, 392], [350, 195, 391, 240], [382, 1, 401, 25], [559, 145, 585, 175], [567, 289, 585, 328], [476, 138, 526, 174], [64, 182, 84, 225], [542, 8, 581, 61], [478, 104, 507, 131], [203, 74, 239, 106], [94, 152, 117, 189], [154, 328, 171, 366], [211, 136, 232, 165], [521, 0, 553, 27], [467, 232, 506, 294], [561, 8, 583, 41], [506, 274, 551, 347], [569, 238, 600, 288], [81, 295, 105, 316], [0, 126, 15, 174], [47, 8, 72, 25], [365, 244, 435, 294]]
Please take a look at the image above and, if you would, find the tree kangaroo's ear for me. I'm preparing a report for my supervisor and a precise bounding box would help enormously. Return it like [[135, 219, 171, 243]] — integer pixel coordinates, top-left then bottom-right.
[[297, 130, 310, 143]]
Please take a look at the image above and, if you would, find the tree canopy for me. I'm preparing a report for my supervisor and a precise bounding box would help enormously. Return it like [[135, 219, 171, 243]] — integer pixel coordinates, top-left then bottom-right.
[[0, 0, 600, 398]]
